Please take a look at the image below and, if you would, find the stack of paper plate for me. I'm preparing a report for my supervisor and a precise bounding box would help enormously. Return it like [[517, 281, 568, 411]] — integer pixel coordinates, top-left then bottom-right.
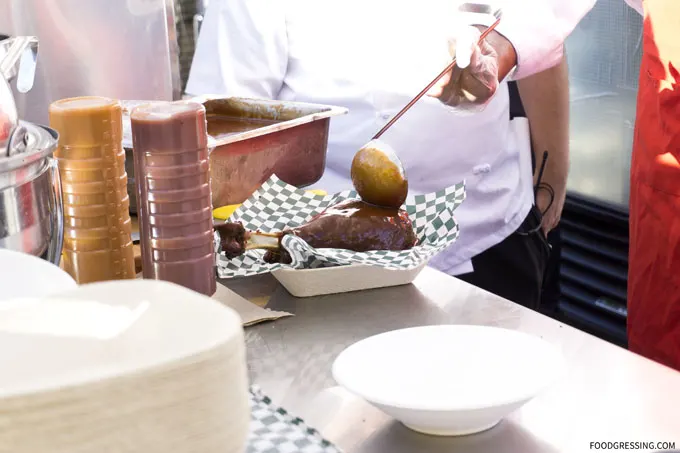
[[0, 279, 250, 453]]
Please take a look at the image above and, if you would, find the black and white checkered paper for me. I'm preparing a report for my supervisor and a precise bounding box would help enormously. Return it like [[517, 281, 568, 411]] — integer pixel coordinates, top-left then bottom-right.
[[248, 386, 341, 453], [217, 175, 466, 278]]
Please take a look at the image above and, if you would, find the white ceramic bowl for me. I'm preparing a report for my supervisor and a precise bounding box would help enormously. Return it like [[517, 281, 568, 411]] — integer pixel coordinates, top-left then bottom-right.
[[332, 325, 565, 436], [0, 249, 76, 302]]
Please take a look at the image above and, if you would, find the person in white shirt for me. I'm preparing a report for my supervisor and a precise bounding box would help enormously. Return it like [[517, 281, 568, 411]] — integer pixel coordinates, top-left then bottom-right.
[[187, 0, 590, 309], [437, 0, 680, 373]]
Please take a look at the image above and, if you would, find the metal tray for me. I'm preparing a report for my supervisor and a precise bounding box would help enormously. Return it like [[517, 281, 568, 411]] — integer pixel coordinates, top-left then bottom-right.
[[201, 96, 347, 207], [121, 97, 347, 211]]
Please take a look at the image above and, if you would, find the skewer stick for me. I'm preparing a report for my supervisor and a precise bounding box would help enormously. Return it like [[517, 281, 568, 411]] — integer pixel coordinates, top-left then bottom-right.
[[245, 243, 280, 252], [251, 231, 280, 239], [372, 17, 502, 140]]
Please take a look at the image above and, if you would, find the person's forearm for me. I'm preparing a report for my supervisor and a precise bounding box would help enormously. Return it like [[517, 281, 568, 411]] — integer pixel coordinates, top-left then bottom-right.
[[472, 27, 517, 81], [473, 0, 594, 80], [517, 48, 570, 198]]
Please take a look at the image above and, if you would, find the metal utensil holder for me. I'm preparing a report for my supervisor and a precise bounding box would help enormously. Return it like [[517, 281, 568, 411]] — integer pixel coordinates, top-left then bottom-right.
[[0, 36, 64, 266]]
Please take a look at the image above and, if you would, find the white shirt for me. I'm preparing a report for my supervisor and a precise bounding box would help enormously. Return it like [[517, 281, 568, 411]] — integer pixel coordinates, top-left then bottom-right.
[[186, 0, 609, 275]]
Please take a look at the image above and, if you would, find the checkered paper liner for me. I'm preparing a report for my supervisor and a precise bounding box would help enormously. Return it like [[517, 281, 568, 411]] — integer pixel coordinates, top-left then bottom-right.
[[216, 175, 466, 278], [248, 386, 341, 453]]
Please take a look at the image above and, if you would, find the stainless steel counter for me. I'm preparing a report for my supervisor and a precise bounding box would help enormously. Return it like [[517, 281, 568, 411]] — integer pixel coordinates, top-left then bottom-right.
[[223, 267, 680, 452]]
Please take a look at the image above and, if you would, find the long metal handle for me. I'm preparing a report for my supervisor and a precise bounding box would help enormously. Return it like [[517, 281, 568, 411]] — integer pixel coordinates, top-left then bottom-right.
[[46, 158, 64, 266], [372, 17, 501, 140]]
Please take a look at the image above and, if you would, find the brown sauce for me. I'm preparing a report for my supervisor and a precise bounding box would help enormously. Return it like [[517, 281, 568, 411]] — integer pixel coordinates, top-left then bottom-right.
[[289, 199, 417, 253], [131, 101, 216, 297], [313, 199, 407, 224], [49, 96, 136, 283], [207, 115, 281, 140]]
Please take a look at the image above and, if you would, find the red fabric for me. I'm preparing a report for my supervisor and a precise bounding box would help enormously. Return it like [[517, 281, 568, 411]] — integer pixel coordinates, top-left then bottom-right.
[[628, 0, 680, 370]]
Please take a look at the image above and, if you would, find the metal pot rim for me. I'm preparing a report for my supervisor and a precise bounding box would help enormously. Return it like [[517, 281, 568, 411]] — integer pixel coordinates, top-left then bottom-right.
[[0, 122, 58, 173]]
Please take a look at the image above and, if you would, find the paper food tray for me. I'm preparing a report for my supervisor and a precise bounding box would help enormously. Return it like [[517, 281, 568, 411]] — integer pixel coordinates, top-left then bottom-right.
[[271, 261, 429, 298], [216, 175, 466, 296]]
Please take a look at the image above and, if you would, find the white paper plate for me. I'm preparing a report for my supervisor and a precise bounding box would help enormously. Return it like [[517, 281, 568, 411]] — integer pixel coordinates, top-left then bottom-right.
[[272, 261, 428, 298], [0, 249, 76, 302], [0, 279, 250, 453], [332, 325, 565, 436]]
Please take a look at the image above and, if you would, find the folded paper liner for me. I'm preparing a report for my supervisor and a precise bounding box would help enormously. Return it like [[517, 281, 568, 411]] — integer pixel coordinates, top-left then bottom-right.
[[136, 273, 292, 326], [214, 283, 292, 326], [0, 280, 251, 453], [216, 175, 466, 279]]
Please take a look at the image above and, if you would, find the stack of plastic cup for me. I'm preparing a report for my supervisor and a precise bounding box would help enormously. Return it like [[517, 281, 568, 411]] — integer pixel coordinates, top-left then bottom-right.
[[130, 101, 216, 297], [49, 96, 135, 284]]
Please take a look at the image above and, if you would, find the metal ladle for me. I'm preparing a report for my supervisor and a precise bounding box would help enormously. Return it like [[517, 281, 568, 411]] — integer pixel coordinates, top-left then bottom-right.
[[351, 4, 502, 208], [0, 36, 39, 158]]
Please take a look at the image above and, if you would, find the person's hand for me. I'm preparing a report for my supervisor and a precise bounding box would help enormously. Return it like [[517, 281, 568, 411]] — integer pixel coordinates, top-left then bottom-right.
[[427, 26, 500, 112], [536, 180, 566, 236]]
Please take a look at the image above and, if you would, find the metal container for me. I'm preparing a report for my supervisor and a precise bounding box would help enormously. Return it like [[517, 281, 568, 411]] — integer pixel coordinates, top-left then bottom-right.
[[202, 97, 346, 207], [0, 35, 63, 265], [0, 36, 38, 157], [0, 122, 63, 264], [122, 97, 347, 210]]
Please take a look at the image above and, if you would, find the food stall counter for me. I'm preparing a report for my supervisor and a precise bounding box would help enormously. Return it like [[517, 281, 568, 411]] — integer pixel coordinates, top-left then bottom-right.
[[223, 267, 680, 453]]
